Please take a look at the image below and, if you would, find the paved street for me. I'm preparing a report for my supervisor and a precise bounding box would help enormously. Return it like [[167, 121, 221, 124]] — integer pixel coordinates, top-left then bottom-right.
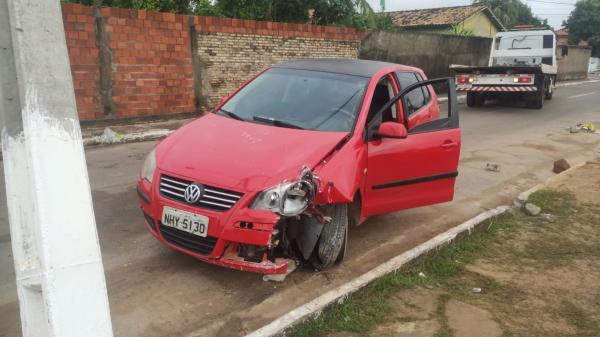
[[1, 80, 599, 337]]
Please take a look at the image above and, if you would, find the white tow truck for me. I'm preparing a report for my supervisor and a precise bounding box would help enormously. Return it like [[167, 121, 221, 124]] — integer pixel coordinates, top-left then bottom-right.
[[451, 29, 557, 109]]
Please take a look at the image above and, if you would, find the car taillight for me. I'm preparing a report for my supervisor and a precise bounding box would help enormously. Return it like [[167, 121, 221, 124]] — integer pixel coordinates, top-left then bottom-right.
[[513, 76, 532, 83], [457, 76, 471, 84]]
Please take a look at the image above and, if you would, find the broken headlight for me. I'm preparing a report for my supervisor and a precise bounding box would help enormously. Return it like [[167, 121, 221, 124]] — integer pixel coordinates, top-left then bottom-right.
[[251, 168, 317, 217], [140, 148, 156, 183]]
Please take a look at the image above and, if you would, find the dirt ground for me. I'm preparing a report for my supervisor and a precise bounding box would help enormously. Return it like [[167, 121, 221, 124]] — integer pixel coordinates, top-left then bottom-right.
[[292, 162, 600, 337]]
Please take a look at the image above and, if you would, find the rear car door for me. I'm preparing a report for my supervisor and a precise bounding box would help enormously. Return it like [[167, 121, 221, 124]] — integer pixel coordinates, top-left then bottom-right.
[[364, 78, 461, 217]]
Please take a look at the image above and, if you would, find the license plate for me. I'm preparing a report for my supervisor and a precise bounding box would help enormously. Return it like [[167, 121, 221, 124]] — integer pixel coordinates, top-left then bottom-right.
[[162, 206, 209, 237]]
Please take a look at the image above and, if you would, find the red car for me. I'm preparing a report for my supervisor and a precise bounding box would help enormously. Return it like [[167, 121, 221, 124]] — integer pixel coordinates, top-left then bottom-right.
[[137, 59, 461, 275]]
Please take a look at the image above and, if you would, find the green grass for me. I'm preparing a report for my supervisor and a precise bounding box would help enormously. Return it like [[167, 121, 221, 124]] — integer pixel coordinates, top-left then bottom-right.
[[288, 189, 600, 337], [289, 212, 519, 337]]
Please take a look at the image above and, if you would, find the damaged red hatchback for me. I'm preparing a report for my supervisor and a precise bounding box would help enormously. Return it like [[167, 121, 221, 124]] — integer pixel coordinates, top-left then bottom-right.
[[137, 59, 461, 274]]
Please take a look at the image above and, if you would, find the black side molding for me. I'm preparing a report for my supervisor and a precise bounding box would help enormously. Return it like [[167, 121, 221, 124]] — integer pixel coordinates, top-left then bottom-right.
[[137, 185, 151, 204], [372, 171, 458, 190]]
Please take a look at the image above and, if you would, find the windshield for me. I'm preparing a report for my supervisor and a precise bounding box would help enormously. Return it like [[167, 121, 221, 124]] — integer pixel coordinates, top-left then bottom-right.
[[219, 68, 369, 132], [496, 35, 542, 50]]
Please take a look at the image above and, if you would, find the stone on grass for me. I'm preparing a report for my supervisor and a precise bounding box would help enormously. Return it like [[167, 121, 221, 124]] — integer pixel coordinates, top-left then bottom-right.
[[525, 203, 542, 216], [513, 200, 523, 209], [553, 159, 571, 174], [541, 213, 556, 223]]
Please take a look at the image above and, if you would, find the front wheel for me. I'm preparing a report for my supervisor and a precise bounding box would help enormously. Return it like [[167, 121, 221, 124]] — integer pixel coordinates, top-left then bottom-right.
[[309, 204, 348, 270]]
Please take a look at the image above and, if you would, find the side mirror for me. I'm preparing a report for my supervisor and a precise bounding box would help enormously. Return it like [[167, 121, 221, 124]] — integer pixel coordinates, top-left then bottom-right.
[[375, 122, 407, 139]]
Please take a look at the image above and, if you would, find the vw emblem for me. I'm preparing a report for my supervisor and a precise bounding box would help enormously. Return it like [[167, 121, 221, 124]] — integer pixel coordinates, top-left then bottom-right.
[[184, 183, 204, 204]]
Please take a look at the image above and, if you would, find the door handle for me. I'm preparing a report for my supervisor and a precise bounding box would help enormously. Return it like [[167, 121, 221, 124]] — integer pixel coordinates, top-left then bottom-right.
[[441, 141, 457, 149]]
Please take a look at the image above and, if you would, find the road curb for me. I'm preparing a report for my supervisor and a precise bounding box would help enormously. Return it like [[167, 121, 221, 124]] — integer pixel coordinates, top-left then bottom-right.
[[246, 162, 590, 337], [555, 79, 600, 88], [517, 161, 587, 202]]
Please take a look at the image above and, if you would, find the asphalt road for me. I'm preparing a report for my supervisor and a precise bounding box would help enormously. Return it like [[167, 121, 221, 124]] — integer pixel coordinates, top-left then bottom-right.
[[1, 80, 600, 337]]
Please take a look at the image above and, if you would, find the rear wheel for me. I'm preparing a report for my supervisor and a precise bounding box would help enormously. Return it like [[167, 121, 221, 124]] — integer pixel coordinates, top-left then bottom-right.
[[309, 204, 348, 270], [467, 92, 484, 107]]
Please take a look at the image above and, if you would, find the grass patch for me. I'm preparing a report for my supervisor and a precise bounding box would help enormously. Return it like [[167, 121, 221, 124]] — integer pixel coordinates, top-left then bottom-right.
[[288, 212, 519, 337], [526, 190, 575, 216], [561, 300, 599, 337], [289, 187, 600, 337]]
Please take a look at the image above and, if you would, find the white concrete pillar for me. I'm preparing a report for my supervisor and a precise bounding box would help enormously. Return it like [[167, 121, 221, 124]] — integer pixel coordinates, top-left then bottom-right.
[[0, 0, 113, 336]]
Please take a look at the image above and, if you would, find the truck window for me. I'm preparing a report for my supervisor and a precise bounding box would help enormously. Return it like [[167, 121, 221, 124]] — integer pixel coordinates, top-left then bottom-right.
[[395, 72, 426, 116], [543, 35, 554, 49], [497, 35, 543, 50]]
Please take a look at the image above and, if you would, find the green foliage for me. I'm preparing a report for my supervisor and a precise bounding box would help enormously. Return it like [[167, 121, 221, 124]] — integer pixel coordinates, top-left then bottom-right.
[[62, 0, 394, 30], [473, 0, 549, 29], [566, 0, 600, 57], [449, 25, 475, 36]]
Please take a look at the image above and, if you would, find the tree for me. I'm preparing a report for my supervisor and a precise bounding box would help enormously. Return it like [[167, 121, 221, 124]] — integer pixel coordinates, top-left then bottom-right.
[[566, 0, 600, 56], [473, 0, 548, 28]]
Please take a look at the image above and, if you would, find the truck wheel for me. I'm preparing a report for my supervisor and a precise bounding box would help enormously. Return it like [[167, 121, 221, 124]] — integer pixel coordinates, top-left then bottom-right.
[[529, 90, 544, 109], [309, 204, 348, 270], [467, 92, 484, 107]]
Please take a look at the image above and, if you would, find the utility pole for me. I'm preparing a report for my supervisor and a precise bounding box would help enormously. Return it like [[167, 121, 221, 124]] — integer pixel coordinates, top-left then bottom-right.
[[0, 0, 113, 336]]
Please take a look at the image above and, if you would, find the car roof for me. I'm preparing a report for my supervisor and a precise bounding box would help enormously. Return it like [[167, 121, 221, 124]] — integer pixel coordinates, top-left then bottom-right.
[[272, 58, 407, 78]]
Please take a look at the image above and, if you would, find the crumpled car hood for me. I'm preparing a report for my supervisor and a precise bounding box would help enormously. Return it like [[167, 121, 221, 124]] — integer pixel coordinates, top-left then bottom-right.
[[157, 113, 348, 192]]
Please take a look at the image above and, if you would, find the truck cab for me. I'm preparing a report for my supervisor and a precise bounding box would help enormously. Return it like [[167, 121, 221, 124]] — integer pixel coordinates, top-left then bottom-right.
[[452, 29, 557, 109]]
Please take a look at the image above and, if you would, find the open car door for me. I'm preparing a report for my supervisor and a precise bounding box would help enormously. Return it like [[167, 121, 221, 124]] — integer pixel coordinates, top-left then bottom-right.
[[363, 78, 461, 217]]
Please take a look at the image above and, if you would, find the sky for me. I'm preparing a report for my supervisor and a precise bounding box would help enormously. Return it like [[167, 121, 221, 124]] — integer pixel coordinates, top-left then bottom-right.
[[366, 0, 577, 29]]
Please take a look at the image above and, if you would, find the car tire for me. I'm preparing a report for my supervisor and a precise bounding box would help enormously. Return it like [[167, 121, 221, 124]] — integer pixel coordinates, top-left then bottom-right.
[[309, 204, 348, 270]]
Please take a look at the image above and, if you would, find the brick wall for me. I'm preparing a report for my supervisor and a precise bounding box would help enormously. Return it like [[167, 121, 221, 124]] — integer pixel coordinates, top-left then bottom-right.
[[61, 3, 365, 120], [62, 4, 102, 120], [193, 17, 365, 110], [102, 7, 195, 118]]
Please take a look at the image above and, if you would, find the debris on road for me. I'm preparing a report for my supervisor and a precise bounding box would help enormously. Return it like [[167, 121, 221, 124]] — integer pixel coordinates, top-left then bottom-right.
[[485, 163, 501, 172], [472, 287, 482, 293], [98, 127, 124, 144], [263, 260, 298, 282], [525, 203, 542, 216], [569, 122, 597, 134], [553, 159, 571, 174]]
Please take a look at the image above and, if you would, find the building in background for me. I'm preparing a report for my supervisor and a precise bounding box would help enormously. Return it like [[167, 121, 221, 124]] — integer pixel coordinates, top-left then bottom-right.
[[388, 4, 505, 38]]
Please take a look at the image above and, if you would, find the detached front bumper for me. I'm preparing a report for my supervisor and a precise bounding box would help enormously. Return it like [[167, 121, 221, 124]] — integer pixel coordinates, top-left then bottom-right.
[[137, 176, 288, 275]]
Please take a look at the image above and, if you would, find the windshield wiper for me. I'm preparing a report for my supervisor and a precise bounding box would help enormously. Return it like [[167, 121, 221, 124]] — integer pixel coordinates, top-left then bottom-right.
[[218, 109, 244, 121], [252, 115, 305, 130]]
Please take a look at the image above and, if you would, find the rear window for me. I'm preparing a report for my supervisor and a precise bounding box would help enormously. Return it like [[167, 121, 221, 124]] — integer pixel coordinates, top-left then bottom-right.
[[221, 68, 369, 132]]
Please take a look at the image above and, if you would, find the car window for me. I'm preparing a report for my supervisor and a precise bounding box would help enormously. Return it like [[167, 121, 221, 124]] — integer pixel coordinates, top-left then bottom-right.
[[396, 72, 426, 115], [414, 73, 431, 104], [220, 68, 369, 132], [366, 75, 397, 127]]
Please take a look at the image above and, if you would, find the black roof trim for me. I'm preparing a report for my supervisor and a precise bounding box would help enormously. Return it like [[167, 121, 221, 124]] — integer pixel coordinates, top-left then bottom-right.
[[272, 58, 398, 78]]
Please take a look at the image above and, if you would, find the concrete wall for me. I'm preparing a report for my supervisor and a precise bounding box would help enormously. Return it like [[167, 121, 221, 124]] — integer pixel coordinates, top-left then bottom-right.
[[359, 31, 492, 79], [557, 45, 592, 81]]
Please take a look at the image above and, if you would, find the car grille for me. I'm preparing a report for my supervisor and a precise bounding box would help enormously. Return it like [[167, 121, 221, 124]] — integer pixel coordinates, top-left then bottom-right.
[[159, 223, 218, 256], [159, 174, 243, 212]]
